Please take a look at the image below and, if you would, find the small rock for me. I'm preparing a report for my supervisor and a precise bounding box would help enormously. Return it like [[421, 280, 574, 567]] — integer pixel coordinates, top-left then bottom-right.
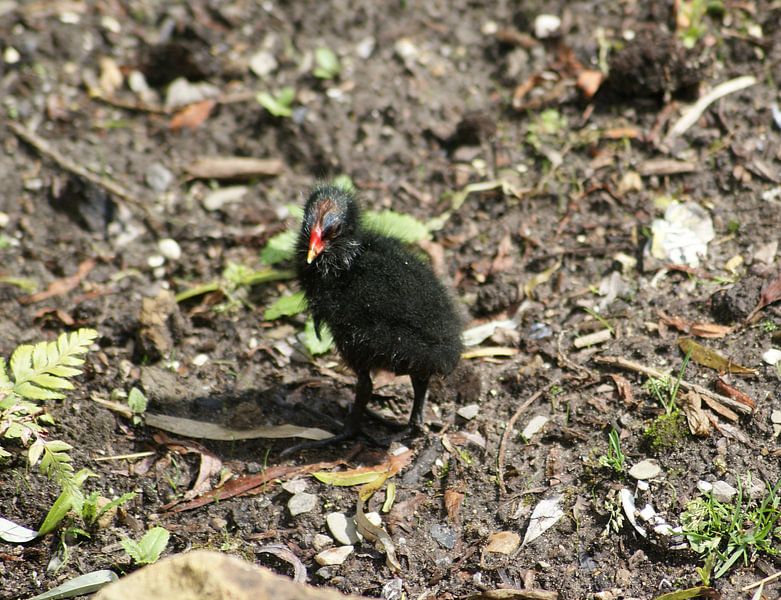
[[147, 254, 165, 268], [202, 186, 248, 211], [249, 50, 278, 77], [314, 545, 353, 566], [628, 459, 662, 480], [534, 14, 561, 39], [312, 533, 333, 552], [192, 354, 208, 367], [157, 238, 181, 261], [711, 480, 737, 503], [457, 404, 480, 420], [484, 531, 520, 554], [4, 46, 20, 64], [145, 163, 174, 192], [165, 77, 220, 110], [521, 415, 548, 440], [281, 479, 308, 495], [355, 36, 375, 60], [382, 578, 404, 600], [326, 512, 360, 545], [0, 212, 9, 228], [429, 523, 456, 550], [762, 348, 781, 365], [697, 480, 713, 494], [394, 38, 417, 62], [288, 492, 317, 516], [772, 410, 781, 437]]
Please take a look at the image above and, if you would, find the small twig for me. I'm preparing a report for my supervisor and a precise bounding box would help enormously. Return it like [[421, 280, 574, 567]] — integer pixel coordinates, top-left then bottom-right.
[[741, 570, 781, 591], [7, 120, 163, 235], [593, 355, 754, 415], [664, 75, 757, 145], [497, 385, 551, 496]]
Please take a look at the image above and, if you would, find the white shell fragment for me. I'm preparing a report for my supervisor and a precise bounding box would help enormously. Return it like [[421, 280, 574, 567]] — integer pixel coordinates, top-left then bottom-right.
[[648, 202, 715, 267], [522, 495, 563, 546], [534, 14, 561, 39], [314, 545, 353, 566], [762, 348, 781, 366], [521, 415, 549, 440]]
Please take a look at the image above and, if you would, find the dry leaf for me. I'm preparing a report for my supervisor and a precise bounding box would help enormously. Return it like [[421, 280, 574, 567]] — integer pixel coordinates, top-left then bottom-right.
[[145, 413, 333, 441], [19, 258, 95, 304], [713, 378, 756, 411], [444, 489, 464, 524], [680, 391, 712, 436], [577, 69, 604, 99], [609, 373, 634, 404], [522, 495, 564, 546], [484, 531, 521, 555], [356, 496, 401, 572], [747, 270, 781, 322], [688, 322, 733, 338], [169, 99, 216, 130], [678, 337, 757, 375]]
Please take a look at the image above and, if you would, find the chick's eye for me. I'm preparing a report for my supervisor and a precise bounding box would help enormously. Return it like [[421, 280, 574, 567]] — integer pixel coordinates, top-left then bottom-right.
[[322, 223, 341, 239]]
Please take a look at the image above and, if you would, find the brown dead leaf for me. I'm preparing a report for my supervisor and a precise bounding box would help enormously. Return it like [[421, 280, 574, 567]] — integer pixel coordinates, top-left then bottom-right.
[[701, 395, 739, 422], [577, 69, 604, 99], [490, 233, 515, 274], [680, 391, 712, 437], [33, 307, 75, 326], [19, 258, 95, 304], [444, 489, 465, 524], [714, 378, 757, 411], [609, 373, 634, 404], [185, 156, 284, 180], [153, 432, 223, 499], [747, 270, 781, 322], [678, 337, 758, 376], [689, 322, 733, 338], [169, 99, 216, 130], [602, 127, 640, 139], [165, 459, 345, 512]]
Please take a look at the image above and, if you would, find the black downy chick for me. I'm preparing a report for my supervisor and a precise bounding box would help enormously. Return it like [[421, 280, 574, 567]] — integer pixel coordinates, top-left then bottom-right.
[[295, 184, 463, 446]]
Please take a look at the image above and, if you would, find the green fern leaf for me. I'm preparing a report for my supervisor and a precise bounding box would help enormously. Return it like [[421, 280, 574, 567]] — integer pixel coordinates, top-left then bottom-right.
[[0, 357, 9, 386], [30, 374, 74, 390], [46, 365, 82, 378], [15, 382, 64, 400], [10, 329, 97, 400], [10, 344, 34, 383]]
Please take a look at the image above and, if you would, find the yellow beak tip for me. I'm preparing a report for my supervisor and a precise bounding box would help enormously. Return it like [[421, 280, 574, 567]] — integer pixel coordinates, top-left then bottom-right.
[[306, 250, 316, 264]]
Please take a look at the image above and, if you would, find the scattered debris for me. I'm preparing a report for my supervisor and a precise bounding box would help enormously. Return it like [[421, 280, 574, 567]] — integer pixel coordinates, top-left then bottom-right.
[[648, 202, 715, 267]]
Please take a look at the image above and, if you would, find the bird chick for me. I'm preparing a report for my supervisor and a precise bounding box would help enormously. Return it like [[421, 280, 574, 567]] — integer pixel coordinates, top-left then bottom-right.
[[295, 184, 463, 446]]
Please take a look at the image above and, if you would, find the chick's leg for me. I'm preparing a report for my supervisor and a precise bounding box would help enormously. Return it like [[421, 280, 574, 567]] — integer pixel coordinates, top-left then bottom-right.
[[409, 375, 430, 433], [345, 370, 372, 435]]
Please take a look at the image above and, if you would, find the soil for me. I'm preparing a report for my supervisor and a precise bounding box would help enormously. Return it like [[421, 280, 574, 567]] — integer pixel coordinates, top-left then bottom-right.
[[1, 1, 781, 599]]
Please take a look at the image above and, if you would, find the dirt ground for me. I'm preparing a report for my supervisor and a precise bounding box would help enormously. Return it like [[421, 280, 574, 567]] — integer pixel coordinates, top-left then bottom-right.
[[1, 1, 780, 599]]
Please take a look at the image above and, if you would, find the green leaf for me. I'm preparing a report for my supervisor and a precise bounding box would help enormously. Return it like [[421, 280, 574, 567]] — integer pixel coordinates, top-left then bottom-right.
[[30, 374, 73, 390], [256, 88, 294, 118], [264, 291, 306, 320], [303, 318, 333, 355], [10, 344, 33, 382], [363, 210, 431, 243], [260, 230, 297, 265], [121, 527, 170, 565], [313, 470, 384, 486], [15, 382, 64, 400], [313, 47, 341, 79], [332, 174, 355, 192], [127, 388, 148, 414], [38, 488, 76, 535]]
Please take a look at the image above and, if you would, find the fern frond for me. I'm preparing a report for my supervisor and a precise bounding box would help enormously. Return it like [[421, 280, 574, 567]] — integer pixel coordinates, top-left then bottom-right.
[[10, 329, 98, 401]]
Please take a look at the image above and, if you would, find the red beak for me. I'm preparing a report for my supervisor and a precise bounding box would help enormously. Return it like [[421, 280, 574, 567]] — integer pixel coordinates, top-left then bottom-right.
[[307, 225, 324, 263]]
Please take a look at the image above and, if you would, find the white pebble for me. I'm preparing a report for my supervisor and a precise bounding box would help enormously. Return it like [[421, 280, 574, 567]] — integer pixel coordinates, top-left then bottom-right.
[[762, 348, 781, 365], [203, 186, 248, 211], [711, 480, 737, 503], [457, 404, 480, 420], [628, 459, 662, 480], [157, 238, 181, 261], [4, 46, 20, 65], [355, 36, 375, 59], [147, 254, 165, 268], [288, 492, 317, 516], [249, 50, 278, 77], [534, 14, 561, 39], [326, 512, 360, 545], [281, 479, 308, 495], [192, 354, 209, 367], [314, 545, 353, 566], [312, 534, 333, 552]]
